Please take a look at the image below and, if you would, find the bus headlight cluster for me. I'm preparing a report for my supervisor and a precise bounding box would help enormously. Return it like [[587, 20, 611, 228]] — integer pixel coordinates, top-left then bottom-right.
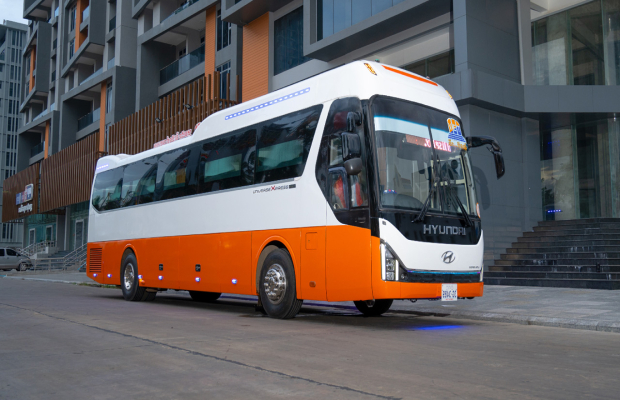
[[381, 243, 400, 282]]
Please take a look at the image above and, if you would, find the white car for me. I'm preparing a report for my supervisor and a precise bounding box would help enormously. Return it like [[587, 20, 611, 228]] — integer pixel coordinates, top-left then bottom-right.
[[0, 248, 32, 271]]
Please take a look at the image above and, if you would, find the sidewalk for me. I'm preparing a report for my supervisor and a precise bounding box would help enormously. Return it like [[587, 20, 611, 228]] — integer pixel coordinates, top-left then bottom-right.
[[2, 271, 619, 333]]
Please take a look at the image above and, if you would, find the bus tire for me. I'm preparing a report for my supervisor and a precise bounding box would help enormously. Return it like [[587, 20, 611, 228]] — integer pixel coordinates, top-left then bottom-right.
[[259, 249, 303, 319], [189, 291, 221, 302], [120, 253, 149, 302], [354, 299, 393, 317]]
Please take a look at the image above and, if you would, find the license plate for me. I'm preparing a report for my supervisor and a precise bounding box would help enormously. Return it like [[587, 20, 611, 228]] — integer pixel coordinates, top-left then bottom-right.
[[441, 284, 458, 301]]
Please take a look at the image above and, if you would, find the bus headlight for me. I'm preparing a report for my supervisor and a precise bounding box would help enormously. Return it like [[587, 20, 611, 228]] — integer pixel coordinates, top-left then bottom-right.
[[381, 243, 399, 281]]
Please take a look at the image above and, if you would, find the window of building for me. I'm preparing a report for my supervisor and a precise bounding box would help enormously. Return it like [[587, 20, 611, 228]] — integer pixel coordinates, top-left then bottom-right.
[[402, 50, 455, 79], [216, 61, 231, 99], [274, 7, 310, 75], [70, 6, 76, 32], [106, 81, 113, 113], [317, 0, 406, 41], [0, 65, 3, 72], [216, 9, 232, 51], [532, 0, 619, 85], [69, 39, 75, 59]]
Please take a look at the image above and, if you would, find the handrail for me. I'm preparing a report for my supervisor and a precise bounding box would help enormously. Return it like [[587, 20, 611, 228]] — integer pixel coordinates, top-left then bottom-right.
[[17, 240, 56, 257], [28, 243, 87, 272]]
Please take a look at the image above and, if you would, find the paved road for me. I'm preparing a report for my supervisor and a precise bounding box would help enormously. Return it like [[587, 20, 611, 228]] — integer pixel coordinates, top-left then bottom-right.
[[1, 279, 619, 399]]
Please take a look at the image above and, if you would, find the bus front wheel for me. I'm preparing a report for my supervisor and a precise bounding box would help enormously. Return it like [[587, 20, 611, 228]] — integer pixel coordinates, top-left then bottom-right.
[[259, 249, 303, 319], [121, 253, 156, 302], [354, 299, 393, 317]]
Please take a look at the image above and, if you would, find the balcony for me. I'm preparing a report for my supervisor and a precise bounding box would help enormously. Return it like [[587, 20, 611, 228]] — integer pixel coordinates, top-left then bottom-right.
[[162, 0, 201, 24], [160, 44, 204, 85], [109, 16, 116, 32], [30, 142, 45, 158], [82, 6, 90, 21], [77, 108, 100, 131]]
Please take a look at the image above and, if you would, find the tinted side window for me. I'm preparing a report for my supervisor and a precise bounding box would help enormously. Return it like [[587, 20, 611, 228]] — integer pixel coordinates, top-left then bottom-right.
[[121, 156, 157, 207], [157, 148, 196, 201], [0, 249, 4, 256], [198, 129, 256, 193], [92, 168, 123, 211], [6, 249, 17, 256], [256, 105, 322, 183]]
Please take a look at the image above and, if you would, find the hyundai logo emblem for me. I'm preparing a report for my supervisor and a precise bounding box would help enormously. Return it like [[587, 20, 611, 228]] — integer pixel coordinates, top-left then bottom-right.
[[442, 251, 455, 264]]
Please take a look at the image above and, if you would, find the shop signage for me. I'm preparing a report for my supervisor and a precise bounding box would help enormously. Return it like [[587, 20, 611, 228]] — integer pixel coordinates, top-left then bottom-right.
[[16, 184, 33, 206], [153, 122, 201, 148]]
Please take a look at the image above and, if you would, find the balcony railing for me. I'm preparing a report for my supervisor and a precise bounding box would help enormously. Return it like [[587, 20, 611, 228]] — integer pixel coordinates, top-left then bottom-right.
[[51, 70, 56, 82], [31, 142, 45, 158], [82, 6, 90, 21], [107, 57, 115, 70], [54, 7, 58, 18], [52, 38, 57, 49], [77, 108, 100, 131], [160, 44, 205, 85], [81, 67, 103, 85], [161, 0, 200, 24], [109, 16, 116, 32]]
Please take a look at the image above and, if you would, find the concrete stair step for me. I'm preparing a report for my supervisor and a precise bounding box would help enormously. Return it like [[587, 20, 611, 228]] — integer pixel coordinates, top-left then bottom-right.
[[537, 218, 620, 227], [507, 245, 620, 253], [512, 240, 620, 247], [523, 230, 620, 237], [500, 252, 620, 260], [484, 277, 620, 290], [494, 258, 620, 267], [489, 265, 620, 273], [534, 222, 620, 231], [517, 234, 620, 242], [485, 271, 620, 280]]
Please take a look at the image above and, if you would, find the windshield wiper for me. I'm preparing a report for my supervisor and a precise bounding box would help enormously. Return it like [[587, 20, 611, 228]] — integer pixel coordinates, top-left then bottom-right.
[[413, 154, 440, 223], [441, 177, 473, 227]]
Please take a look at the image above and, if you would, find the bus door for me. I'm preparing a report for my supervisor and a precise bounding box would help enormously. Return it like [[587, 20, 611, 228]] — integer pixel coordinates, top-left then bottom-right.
[[319, 98, 373, 302]]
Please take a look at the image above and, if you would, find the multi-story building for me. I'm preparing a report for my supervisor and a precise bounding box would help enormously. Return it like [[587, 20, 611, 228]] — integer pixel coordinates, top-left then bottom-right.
[[3, 0, 620, 279], [0, 20, 27, 248]]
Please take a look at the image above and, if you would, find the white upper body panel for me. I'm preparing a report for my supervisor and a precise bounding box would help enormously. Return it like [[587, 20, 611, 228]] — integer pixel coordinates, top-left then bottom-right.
[[89, 61, 462, 245]]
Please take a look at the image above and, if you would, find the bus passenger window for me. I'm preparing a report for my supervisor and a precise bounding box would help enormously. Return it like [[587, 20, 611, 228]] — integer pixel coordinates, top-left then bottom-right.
[[158, 148, 193, 201], [198, 129, 256, 193], [121, 156, 157, 207], [256, 105, 322, 183], [92, 168, 123, 211]]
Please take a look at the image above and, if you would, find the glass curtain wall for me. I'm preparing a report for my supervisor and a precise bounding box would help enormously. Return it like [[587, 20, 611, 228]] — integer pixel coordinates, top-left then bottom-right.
[[532, 0, 620, 85], [541, 116, 620, 220], [317, 0, 407, 41]]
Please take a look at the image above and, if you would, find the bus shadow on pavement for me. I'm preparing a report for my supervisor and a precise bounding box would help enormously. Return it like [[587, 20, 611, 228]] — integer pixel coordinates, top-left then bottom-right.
[[114, 291, 475, 332]]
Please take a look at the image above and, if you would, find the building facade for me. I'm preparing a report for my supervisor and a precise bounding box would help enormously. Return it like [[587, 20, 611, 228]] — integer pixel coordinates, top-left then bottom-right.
[[4, 0, 620, 268], [0, 20, 27, 248]]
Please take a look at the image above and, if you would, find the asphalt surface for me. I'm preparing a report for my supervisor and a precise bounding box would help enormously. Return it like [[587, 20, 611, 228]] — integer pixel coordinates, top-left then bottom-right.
[[1, 279, 619, 399]]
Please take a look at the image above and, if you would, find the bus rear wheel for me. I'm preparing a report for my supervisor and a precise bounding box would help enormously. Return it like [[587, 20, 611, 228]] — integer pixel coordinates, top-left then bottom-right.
[[354, 299, 393, 317], [121, 253, 155, 302], [259, 249, 303, 319], [189, 291, 221, 302]]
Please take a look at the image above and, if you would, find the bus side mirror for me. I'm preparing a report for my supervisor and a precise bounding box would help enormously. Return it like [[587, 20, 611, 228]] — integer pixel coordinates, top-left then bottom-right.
[[466, 135, 505, 179], [346, 112, 361, 132], [344, 158, 363, 175], [342, 132, 361, 160]]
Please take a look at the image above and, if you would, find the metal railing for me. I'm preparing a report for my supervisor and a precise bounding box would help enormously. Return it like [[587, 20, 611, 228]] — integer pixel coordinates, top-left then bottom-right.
[[27, 243, 87, 272], [18, 240, 56, 257], [77, 108, 100, 131], [82, 5, 90, 21], [31, 141, 44, 157], [160, 44, 205, 85]]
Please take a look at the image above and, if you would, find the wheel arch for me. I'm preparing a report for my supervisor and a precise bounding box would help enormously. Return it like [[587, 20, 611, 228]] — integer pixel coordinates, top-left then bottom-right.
[[120, 244, 137, 274], [254, 238, 298, 295]]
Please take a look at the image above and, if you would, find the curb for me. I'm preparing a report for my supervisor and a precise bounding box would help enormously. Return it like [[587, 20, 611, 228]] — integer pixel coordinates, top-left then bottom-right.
[[2, 276, 618, 333], [0, 276, 115, 288], [387, 308, 620, 333]]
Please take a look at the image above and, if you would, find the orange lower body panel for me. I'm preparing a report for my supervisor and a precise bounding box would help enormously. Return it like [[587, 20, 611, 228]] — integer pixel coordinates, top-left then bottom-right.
[[87, 227, 484, 301]]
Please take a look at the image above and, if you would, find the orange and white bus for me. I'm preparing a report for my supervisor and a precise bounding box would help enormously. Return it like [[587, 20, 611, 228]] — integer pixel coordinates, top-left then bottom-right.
[[87, 61, 505, 319]]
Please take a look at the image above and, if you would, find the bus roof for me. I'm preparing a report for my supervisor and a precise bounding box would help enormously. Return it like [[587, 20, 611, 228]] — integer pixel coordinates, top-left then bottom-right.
[[95, 60, 457, 172]]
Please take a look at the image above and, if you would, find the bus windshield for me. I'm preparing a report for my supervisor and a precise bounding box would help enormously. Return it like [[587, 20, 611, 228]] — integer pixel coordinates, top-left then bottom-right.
[[372, 96, 477, 217]]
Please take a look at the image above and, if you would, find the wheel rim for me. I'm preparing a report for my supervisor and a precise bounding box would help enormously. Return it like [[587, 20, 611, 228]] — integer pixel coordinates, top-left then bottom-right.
[[365, 300, 376, 307], [263, 264, 287, 305], [124, 263, 135, 291]]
